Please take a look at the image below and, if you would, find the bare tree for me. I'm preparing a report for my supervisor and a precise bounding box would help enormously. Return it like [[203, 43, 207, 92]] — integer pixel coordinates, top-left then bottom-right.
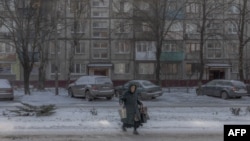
[[186, 0, 226, 93], [0, 0, 50, 94], [226, 0, 250, 81], [132, 0, 186, 85], [67, 0, 90, 87]]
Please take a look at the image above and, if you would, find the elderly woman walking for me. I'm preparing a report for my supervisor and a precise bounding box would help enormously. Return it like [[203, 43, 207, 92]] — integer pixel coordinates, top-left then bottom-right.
[[119, 83, 143, 135]]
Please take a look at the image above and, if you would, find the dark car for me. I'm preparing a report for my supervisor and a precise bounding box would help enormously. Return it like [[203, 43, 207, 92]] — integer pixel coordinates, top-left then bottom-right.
[[67, 75, 114, 101], [0, 79, 14, 100], [196, 79, 249, 99], [114, 80, 163, 100]]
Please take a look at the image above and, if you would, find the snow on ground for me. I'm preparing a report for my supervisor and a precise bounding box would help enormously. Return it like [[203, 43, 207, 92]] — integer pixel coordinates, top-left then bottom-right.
[[0, 87, 250, 137]]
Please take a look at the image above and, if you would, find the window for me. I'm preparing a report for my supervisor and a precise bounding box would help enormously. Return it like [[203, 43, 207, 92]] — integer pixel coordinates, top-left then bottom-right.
[[136, 42, 155, 52], [115, 42, 130, 54], [50, 42, 61, 54], [185, 63, 200, 74], [186, 3, 199, 13], [93, 21, 108, 29], [0, 63, 12, 74], [207, 23, 221, 30], [162, 63, 177, 74], [139, 63, 154, 74], [162, 43, 177, 52], [115, 22, 130, 33], [92, 0, 108, 7], [51, 63, 60, 73], [186, 43, 200, 53], [71, 22, 85, 33], [70, 0, 83, 13], [169, 22, 183, 32], [186, 23, 198, 34], [113, 1, 131, 13], [92, 31, 108, 38], [92, 10, 109, 17], [72, 64, 86, 74], [0, 43, 15, 53], [92, 42, 108, 59], [227, 42, 238, 54], [75, 42, 85, 54], [142, 22, 151, 32], [207, 42, 222, 59], [228, 23, 237, 34], [227, 5, 240, 14], [114, 63, 129, 74]]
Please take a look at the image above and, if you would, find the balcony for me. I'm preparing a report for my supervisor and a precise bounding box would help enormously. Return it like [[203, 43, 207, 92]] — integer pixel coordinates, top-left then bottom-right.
[[160, 51, 185, 61]]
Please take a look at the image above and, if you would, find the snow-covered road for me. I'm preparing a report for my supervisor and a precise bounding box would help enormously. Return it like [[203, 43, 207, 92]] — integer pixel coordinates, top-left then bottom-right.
[[0, 88, 250, 141]]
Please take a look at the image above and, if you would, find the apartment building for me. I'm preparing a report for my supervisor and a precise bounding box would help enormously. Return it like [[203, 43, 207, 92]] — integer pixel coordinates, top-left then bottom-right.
[[0, 0, 250, 81]]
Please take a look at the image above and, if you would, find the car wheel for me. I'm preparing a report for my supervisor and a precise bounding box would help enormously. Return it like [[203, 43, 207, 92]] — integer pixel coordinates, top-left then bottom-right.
[[85, 91, 93, 101], [106, 96, 112, 100], [68, 88, 74, 97], [221, 92, 229, 99]]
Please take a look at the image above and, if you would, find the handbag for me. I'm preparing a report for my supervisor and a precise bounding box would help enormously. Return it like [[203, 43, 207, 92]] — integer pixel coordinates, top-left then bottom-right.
[[118, 103, 127, 119], [140, 106, 150, 123]]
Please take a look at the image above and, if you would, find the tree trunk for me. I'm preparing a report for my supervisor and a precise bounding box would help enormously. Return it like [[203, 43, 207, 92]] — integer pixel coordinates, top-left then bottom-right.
[[38, 64, 46, 90], [23, 65, 31, 95], [239, 44, 244, 81]]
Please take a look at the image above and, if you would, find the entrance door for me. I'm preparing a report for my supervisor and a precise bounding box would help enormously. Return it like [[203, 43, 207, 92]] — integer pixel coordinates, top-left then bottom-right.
[[209, 70, 225, 80], [94, 69, 107, 76]]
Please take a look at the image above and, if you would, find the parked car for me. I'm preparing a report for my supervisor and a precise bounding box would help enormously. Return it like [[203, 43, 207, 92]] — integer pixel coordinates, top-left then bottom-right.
[[67, 75, 114, 101], [114, 80, 163, 100], [0, 79, 14, 100], [195, 79, 249, 99]]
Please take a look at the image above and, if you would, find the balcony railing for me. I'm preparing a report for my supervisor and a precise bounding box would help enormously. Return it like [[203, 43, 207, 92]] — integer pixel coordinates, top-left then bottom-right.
[[160, 51, 185, 61]]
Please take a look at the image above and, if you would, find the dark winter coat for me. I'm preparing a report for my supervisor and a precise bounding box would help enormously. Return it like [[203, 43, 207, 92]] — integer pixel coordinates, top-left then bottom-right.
[[120, 83, 143, 128]]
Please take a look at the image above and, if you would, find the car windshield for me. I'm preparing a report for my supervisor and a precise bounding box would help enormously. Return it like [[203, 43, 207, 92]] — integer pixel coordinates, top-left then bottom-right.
[[95, 77, 112, 84], [141, 81, 155, 87]]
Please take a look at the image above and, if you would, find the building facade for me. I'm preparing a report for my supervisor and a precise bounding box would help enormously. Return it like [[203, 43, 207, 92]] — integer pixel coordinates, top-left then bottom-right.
[[0, 0, 250, 81]]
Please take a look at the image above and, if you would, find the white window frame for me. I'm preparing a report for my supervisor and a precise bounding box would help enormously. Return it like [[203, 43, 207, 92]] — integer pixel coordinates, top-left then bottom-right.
[[228, 23, 237, 34], [162, 43, 177, 52], [136, 42, 155, 52], [92, 0, 109, 7], [186, 3, 199, 13], [72, 63, 86, 74], [207, 42, 222, 59], [186, 43, 200, 53], [92, 31, 109, 38], [142, 22, 151, 32], [92, 42, 108, 59], [92, 10, 109, 18], [92, 20, 108, 29], [114, 63, 129, 74], [115, 42, 130, 54], [75, 41, 85, 54]]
